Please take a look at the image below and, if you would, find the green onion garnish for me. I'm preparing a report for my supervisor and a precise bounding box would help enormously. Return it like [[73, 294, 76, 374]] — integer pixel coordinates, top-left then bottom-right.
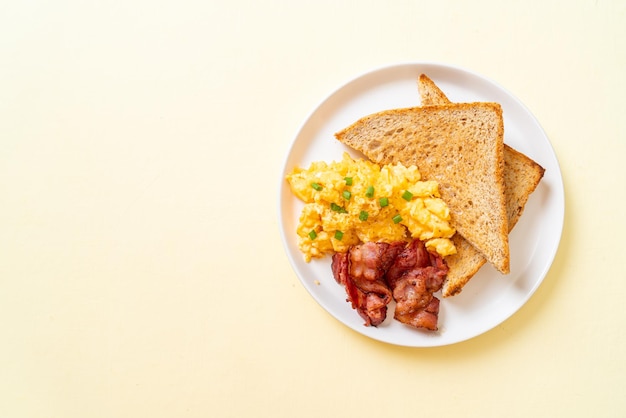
[[342, 190, 351, 200], [330, 203, 347, 213], [309, 230, 317, 240], [334, 230, 344, 240], [365, 185, 375, 198], [344, 177, 353, 186], [402, 190, 413, 201], [392, 214, 402, 224], [359, 211, 369, 221], [379, 197, 389, 207], [311, 182, 322, 191]]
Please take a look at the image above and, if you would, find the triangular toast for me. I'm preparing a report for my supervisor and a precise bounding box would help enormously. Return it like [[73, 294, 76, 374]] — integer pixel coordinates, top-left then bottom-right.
[[417, 74, 545, 296], [335, 102, 510, 275]]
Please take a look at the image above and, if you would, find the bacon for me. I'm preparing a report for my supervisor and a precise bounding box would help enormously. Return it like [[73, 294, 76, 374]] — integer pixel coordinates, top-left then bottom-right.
[[348, 242, 403, 297], [331, 242, 403, 327], [394, 298, 440, 331], [331, 239, 449, 331], [332, 251, 388, 326], [385, 240, 448, 331]]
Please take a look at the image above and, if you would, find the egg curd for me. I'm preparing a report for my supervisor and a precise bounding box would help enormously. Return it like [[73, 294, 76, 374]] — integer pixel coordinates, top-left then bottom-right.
[[286, 153, 456, 262]]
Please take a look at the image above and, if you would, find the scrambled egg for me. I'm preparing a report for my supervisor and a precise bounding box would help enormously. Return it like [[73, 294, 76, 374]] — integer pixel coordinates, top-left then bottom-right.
[[286, 153, 456, 261]]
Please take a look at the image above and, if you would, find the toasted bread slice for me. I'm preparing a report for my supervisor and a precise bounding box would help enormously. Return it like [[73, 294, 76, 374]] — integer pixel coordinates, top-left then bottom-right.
[[418, 73, 451, 106], [335, 102, 510, 274], [417, 74, 545, 296]]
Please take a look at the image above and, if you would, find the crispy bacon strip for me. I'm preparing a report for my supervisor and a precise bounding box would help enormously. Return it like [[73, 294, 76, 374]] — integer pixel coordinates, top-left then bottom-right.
[[385, 240, 448, 331], [394, 298, 440, 331], [332, 252, 387, 326], [331, 242, 403, 327]]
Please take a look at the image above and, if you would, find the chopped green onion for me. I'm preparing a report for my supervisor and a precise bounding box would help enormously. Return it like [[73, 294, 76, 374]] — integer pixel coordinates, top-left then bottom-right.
[[344, 177, 353, 186], [365, 185, 375, 198], [334, 230, 344, 240], [392, 214, 402, 224], [342, 190, 352, 200], [402, 190, 413, 201], [359, 211, 369, 221], [379, 197, 389, 207], [311, 182, 322, 191], [330, 203, 347, 213], [308, 230, 317, 240]]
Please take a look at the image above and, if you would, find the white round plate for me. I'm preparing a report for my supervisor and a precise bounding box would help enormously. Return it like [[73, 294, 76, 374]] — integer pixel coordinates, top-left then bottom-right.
[[278, 62, 564, 347]]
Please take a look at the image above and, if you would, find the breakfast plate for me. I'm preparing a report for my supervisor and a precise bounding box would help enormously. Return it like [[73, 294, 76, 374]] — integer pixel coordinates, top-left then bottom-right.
[[278, 62, 564, 347]]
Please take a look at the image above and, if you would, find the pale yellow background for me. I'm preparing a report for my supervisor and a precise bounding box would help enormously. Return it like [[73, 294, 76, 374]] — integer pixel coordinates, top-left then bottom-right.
[[1, 0, 625, 417]]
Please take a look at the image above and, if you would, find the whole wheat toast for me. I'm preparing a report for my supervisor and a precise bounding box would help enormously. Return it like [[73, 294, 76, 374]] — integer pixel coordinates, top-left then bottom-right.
[[418, 74, 545, 296], [334, 102, 510, 275]]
